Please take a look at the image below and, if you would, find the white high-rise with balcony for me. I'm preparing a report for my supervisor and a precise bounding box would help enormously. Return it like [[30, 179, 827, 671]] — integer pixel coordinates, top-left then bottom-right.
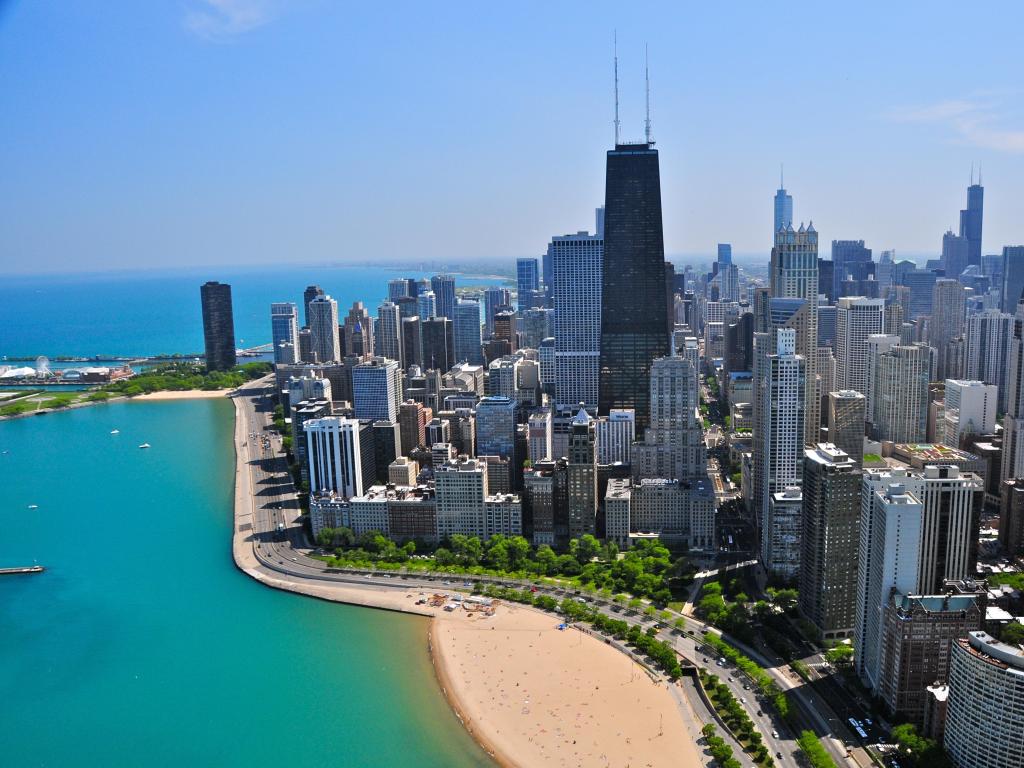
[[550, 231, 603, 410]]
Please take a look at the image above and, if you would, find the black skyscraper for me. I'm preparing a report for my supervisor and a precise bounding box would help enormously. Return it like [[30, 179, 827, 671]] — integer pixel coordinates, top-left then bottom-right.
[[421, 317, 455, 372], [200, 281, 236, 371], [960, 182, 984, 266], [598, 142, 669, 429], [302, 284, 324, 327]]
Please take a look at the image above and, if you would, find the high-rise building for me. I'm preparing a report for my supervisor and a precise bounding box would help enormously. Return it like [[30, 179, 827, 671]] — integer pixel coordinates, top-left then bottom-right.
[[398, 400, 430, 454], [765, 487, 802, 581], [417, 291, 436, 321], [376, 301, 403, 365], [799, 444, 862, 640], [595, 408, 635, 465], [401, 316, 422, 371], [871, 344, 934, 443], [633, 355, 706, 482], [877, 586, 984, 724], [773, 179, 793, 234], [854, 478, 924, 688], [965, 309, 1013, 412], [1002, 299, 1024, 481], [453, 299, 483, 365], [864, 334, 900, 424], [551, 231, 604, 410], [527, 409, 552, 463], [475, 396, 517, 462], [430, 275, 457, 319], [352, 357, 402, 423], [308, 294, 341, 363], [929, 279, 967, 380], [200, 281, 236, 371], [270, 302, 299, 364], [516, 258, 541, 310], [483, 287, 512, 337], [942, 380, 997, 449], [421, 317, 454, 372], [945, 631, 1024, 768], [598, 139, 669, 431], [567, 407, 597, 538], [303, 284, 324, 327], [770, 223, 819, 444], [755, 329, 805, 557], [519, 307, 553, 350], [832, 240, 873, 300], [828, 390, 866, 464], [387, 279, 410, 302], [305, 416, 373, 498], [958, 180, 984, 267], [1002, 246, 1024, 313], [836, 296, 885, 395], [343, 302, 374, 360], [941, 230, 969, 280]]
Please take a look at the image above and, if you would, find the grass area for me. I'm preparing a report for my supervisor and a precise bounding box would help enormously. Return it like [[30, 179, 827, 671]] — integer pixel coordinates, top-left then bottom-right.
[[699, 671, 775, 766], [862, 453, 883, 463], [796, 731, 837, 768], [102, 361, 270, 396]]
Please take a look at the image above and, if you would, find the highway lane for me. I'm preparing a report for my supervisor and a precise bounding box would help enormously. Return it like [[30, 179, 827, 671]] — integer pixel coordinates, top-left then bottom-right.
[[233, 378, 856, 767]]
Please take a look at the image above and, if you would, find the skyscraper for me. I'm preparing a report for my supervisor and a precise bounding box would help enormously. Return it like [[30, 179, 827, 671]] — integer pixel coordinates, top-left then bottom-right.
[[941, 230, 969, 279], [871, 344, 933, 443], [516, 257, 540, 310], [200, 281, 236, 371], [836, 296, 885, 395], [942, 380, 997, 449], [308, 294, 341, 363], [270, 302, 299, 365], [302, 284, 324, 327], [929, 279, 966, 380], [770, 223, 819, 443], [827, 390, 866, 465], [343, 302, 374, 361], [633, 355, 706, 482], [965, 309, 1013, 412], [483, 287, 512, 337], [754, 328, 805, 533], [421, 317, 454, 372], [598, 139, 669, 429], [453, 299, 484, 365], [567, 407, 598, 538], [799, 444, 861, 640], [430, 275, 457, 319], [832, 240, 873, 300], [352, 357, 402, 423], [1002, 299, 1024, 481], [551, 230, 603, 410], [774, 177, 793, 234], [959, 178, 984, 267], [305, 416, 372, 498], [376, 300, 403, 364], [1002, 246, 1024, 313]]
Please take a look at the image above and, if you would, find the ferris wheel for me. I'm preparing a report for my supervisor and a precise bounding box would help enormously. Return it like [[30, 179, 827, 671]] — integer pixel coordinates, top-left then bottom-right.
[[35, 356, 51, 377]]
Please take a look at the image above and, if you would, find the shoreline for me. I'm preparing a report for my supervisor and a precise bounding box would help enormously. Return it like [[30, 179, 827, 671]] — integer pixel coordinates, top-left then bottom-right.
[[0, 386, 237, 421], [229, 388, 704, 768]]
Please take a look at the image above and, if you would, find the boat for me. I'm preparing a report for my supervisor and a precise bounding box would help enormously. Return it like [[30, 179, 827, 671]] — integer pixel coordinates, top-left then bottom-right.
[[138, 443, 150, 449], [0, 565, 45, 576], [110, 429, 120, 434], [27, 504, 38, 509]]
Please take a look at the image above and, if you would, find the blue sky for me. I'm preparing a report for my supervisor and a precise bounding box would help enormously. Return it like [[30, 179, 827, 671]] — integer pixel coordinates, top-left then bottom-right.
[[1, 0, 1023, 275]]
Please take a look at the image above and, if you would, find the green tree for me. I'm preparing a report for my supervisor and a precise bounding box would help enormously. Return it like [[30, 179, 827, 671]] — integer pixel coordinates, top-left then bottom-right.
[[1001, 621, 1024, 646]]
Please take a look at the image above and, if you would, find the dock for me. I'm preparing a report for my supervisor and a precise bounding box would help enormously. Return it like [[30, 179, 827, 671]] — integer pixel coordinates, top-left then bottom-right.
[[0, 565, 45, 576]]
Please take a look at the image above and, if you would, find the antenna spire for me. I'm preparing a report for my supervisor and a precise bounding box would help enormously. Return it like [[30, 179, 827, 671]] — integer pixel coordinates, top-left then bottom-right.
[[644, 44, 652, 145], [613, 32, 620, 146], [970, 162, 974, 186], [780, 163, 784, 189], [978, 163, 982, 186]]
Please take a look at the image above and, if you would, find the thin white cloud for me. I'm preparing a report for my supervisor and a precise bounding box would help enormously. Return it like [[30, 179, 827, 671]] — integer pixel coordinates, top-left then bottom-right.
[[183, 0, 276, 42], [886, 97, 1024, 154]]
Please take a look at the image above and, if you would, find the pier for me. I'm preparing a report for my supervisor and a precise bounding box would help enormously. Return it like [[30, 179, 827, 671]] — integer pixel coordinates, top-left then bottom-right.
[[0, 565, 45, 576]]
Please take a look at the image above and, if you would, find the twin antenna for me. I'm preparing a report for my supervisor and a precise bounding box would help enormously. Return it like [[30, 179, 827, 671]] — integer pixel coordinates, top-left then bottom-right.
[[613, 33, 652, 146]]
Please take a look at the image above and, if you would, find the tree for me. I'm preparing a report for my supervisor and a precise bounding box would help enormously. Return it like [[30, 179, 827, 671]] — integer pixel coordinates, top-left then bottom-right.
[[576, 534, 603, 564], [701, 723, 716, 739], [506, 536, 530, 571], [1001, 621, 1024, 646], [534, 544, 557, 575]]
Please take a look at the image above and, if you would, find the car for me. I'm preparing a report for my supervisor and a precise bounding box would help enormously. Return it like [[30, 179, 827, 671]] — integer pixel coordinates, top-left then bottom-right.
[[756, 710, 763, 717], [772, 730, 779, 739], [740, 697, 747, 704], [703, 658, 709, 663], [742, 684, 749, 690], [776, 752, 783, 760], [290, 557, 297, 561]]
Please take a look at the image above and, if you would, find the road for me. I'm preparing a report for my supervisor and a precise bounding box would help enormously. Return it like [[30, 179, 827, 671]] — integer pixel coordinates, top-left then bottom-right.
[[233, 378, 856, 767]]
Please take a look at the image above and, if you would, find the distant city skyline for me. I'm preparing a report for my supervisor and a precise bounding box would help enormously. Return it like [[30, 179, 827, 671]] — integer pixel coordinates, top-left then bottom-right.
[[2, 1, 1024, 275]]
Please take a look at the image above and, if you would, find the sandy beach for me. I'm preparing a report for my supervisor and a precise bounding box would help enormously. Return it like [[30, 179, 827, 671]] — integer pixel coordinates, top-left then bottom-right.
[[134, 389, 231, 401], [229, 389, 704, 768]]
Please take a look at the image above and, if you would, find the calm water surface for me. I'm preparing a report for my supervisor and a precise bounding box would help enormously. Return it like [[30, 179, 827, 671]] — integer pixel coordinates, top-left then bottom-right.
[[0, 399, 491, 768]]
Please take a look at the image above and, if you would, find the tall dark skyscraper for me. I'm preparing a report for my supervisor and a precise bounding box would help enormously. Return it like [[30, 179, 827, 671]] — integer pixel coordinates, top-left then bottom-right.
[[302, 284, 324, 327], [429, 275, 457, 319], [959, 177, 984, 266], [200, 281, 236, 371], [598, 140, 669, 430]]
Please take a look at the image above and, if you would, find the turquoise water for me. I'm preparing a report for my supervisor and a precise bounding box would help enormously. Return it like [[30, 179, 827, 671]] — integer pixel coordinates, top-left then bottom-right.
[[0, 266, 508, 359], [0, 400, 491, 768]]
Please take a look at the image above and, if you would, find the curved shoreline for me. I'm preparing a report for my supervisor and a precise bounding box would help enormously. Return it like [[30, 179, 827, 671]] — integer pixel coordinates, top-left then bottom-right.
[[229, 388, 703, 768]]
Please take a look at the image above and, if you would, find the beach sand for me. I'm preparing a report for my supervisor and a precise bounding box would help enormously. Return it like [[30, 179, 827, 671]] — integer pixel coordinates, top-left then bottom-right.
[[229, 388, 704, 768], [432, 603, 704, 768], [134, 389, 231, 401]]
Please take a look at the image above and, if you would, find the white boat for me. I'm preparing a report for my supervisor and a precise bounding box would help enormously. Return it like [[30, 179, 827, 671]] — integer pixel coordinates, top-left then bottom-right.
[[138, 443, 151, 449], [110, 429, 120, 435], [27, 504, 38, 509]]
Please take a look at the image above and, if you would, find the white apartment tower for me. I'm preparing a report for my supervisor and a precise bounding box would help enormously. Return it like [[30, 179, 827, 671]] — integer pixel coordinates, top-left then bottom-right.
[[305, 417, 367, 498], [270, 302, 300, 364], [595, 408, 635, 465], [550, 231, 603, 410], [942, 379, 997, 448], [836, 296, 885, 395], [634, 355, 706, 482]]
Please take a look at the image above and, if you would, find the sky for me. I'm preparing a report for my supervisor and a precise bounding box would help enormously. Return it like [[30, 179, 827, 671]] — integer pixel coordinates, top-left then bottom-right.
[[1, 0, 1023, 275]]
